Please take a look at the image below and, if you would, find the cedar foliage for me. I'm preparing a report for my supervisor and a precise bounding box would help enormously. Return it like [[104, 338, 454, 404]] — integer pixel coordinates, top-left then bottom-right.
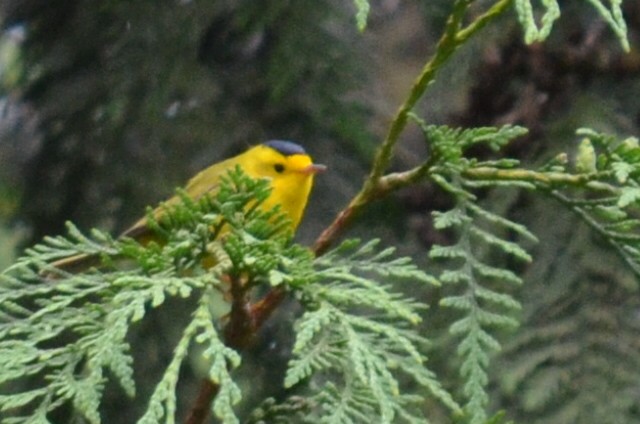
[[0, 169, 456, 423]]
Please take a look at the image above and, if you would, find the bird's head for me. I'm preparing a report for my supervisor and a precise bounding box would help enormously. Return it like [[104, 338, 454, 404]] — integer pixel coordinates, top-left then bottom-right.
[[243, 140, 326, 229], [248, 140, 326, 179]]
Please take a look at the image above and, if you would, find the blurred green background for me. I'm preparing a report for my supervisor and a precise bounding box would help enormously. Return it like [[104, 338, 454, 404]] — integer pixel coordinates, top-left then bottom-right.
[[1, 1, 640, 422]]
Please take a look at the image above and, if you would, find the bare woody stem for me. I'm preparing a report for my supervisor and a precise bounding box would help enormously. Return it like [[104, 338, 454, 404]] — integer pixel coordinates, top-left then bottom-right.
[[186, 274, 255, 424], [184, 381, 218, 424]]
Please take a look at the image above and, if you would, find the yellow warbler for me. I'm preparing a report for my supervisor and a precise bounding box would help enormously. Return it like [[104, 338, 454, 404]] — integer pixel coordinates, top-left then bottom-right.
[[52, 140, 325, 272]]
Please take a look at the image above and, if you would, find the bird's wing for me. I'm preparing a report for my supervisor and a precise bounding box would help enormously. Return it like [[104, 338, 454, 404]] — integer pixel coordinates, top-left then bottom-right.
[[45, 157, 240, 275], [119, 159, 232, 241]]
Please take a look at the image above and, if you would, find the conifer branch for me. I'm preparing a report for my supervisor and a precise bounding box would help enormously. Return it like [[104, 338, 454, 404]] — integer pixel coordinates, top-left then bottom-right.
[[3, 2, 635, 423], [456, 0, 514, 44], [430, 176, 529, 423], [463, 167, 618, 192], [314, 1, 513, 256]]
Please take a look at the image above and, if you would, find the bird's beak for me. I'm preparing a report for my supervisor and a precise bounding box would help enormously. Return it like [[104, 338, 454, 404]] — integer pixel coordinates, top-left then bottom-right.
[[300, 164, 327, 175]]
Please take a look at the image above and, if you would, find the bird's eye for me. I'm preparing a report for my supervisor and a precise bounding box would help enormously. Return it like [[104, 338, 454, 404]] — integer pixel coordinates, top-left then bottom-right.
[[274, 163, 285, 173]]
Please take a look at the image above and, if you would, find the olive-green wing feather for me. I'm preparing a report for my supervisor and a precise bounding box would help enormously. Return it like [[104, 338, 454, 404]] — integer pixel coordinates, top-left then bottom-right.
[[47, 155, 241, 274], [119, 157, 236, 241]]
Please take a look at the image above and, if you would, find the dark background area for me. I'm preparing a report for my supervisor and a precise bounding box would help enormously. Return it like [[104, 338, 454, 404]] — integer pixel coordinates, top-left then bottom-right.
[[1, 1, 640, 422]]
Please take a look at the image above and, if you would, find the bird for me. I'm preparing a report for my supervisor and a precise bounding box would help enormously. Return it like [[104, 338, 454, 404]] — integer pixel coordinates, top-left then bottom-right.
[[49, 140, 326, 273]]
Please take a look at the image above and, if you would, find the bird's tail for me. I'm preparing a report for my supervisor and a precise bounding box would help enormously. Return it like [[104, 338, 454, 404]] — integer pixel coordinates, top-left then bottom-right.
[[42, 253, 102, 277]]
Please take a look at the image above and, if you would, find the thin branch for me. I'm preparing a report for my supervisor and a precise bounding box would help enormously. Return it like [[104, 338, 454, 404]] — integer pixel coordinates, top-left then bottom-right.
[[313, 157, 438, 256], [224, 274, 256, 349], [314, 0, 513, 256], [251, 287, 287, 328], [185, 274, 254, 424], [463, 166, 617, 191], [367, 0, 473, 185], [184, 380, 218, 424], [312, 193, 367, 256], [456, 0, 514, 44]]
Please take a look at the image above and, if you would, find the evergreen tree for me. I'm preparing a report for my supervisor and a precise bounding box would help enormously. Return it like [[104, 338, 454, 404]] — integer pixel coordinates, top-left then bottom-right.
[[1, 1, 639, 423]]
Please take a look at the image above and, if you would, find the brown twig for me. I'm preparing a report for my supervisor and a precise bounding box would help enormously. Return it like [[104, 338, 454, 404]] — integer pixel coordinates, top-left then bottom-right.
[[312, 197, 366, 256], [223, 274, 256, 349], [184, 380, 218, 424], [251, 286, 287, 328], [185, 274, 255, 424]]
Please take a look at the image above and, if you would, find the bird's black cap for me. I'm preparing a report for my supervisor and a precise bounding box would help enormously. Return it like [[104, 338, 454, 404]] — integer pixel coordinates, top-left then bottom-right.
[[264, 140, 306, 156]]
